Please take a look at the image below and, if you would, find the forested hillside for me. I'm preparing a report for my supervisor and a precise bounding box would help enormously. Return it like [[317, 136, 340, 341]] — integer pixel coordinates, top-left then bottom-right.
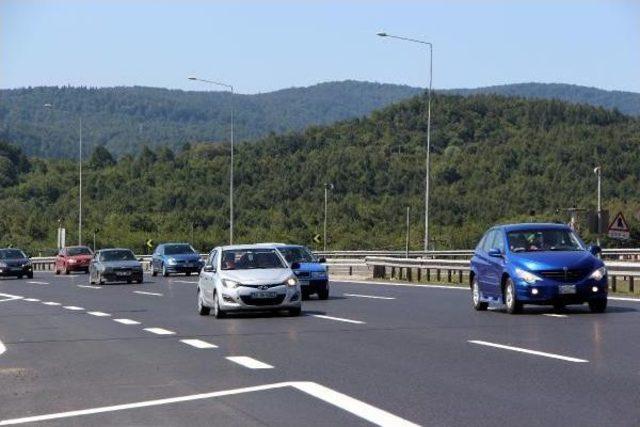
[[1, 93, 639, 254]]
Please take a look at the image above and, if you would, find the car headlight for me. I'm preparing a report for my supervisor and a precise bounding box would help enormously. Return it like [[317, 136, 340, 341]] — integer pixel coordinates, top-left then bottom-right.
[[222, 279, 240, 288], [515, 267, 542, 285], [0, 261, 6, 268], [589, 266, 607, 281], [167, 258, 177, 265], [311, 271, 327, 279], [286, 277, 298, 287]]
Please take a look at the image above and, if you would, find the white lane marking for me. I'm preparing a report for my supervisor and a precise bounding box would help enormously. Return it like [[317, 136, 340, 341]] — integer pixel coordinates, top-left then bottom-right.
[[27, 281, 49, 285], [343, 293, 395, 300], [337, 279, 466, 290], [180, 339, 218, 349], [143, 328, 175, 335], [609, 296, 640, 302], [113, 319, 140, 325], [173, 280, 198, 284], [23, 298, 40, 302], [134, 291, 163, 297], [0, 292, 23, 303], [77, 285, 101, 289], [468, 340, 588, 363], [0, 381, 419, 426], [312, 314, 366, 325], [42, 302, 61, 306], [226, 356, 273, 369], [63, 306, 84, 311], [543, 313, 568, 318], [0, 339, 5, 356], [87, 311, 111, 317]]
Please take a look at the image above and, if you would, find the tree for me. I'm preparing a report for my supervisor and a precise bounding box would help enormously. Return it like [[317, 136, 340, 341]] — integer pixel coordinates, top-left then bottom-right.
[[88, 145, 116, 169]]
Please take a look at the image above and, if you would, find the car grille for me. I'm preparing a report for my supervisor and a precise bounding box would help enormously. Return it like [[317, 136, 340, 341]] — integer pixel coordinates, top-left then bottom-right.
[[295, 271, 310, 278], [536, 269, 589, 282], [241, 283, 283, 289], [240, 294, 286, 306]]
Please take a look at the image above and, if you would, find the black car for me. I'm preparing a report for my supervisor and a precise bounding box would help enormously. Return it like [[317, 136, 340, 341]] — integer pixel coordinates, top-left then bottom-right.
[[0, 248, 33, 279], [89, 248, 143, 285]]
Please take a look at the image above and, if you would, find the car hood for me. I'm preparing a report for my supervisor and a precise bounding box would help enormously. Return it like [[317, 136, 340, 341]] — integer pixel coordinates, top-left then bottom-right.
[[102, 260, 142, 268], [221, 269, 292, 285], [69, 255, 93, 261], [165, 253, 202, 261], [2, 258, 29, 267], [508, 251, 601, 271], [294, 262, 327, 273]]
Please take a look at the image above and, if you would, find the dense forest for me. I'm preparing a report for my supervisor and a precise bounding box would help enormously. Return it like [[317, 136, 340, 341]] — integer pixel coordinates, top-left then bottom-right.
[[2, 81, 639, 160], [1, 93, 639, 255]]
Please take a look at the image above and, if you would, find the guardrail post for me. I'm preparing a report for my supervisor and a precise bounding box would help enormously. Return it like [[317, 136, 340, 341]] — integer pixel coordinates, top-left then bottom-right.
[[349, 266, 353, 276], [407, 267, 412, 282], [630, 276, 635, 293], [611, 275, 617, 292], [436, 269, 441, 282], [417, 268, 422, 282], [426, 269, 431, 282], [458, 270, 463, 283], [447, 270, 452, 283]]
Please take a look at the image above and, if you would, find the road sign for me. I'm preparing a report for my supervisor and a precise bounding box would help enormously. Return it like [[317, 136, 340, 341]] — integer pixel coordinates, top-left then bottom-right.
[[146, 239, 154, 249], [313, 234, 322, 244], [608, 212, 630, 240], [57, 227, 66, 249]]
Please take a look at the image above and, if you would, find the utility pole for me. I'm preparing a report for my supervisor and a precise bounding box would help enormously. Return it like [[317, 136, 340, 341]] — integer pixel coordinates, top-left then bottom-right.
[[594, 166, 602, 245], [323, 183, 334, 251], [405, 207, 410, 258]]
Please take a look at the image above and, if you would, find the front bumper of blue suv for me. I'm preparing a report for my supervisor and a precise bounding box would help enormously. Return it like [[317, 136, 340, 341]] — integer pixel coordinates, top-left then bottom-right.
[[513, 267, 607, 304]]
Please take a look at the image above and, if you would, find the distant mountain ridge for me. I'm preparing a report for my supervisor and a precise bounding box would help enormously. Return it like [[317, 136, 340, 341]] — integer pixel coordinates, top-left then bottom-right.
[[1, 81, 638, 158]]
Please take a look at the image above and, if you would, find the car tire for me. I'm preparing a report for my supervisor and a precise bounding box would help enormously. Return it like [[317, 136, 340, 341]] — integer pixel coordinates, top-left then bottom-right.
[[84, 270, 89, 274], [588, 298, 607, 313], [317, 288, 329, 300], [553, 302, 566, 312], [301, 289, 310, 300], [97, 273, 105, 286], [197, 289, 210, 316], [186, 271, 191, 277], [288, 307, 302, 316], [213, 292, 226, 319], [151, 265, 157, 277], [127, 279, 132, 284], [17, 274, 23, 279], [136, 278, 143, 284], [65, 266, 70, 275], [472, 277, 488, 311], [55, 268, 60, 275], [27, 272, 33, 279], [162, 264, 169, 277], [504, 278, 522, 314]]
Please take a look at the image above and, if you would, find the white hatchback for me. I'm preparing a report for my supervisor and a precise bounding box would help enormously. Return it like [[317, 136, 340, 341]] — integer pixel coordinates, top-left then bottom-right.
[[197, 244, 302, 318]]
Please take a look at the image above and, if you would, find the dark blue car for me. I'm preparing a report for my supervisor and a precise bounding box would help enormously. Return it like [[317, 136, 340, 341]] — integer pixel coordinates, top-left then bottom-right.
[[275, 244, 329, 300], [151, 243, 203, 277], [470, 223, 607, 314]]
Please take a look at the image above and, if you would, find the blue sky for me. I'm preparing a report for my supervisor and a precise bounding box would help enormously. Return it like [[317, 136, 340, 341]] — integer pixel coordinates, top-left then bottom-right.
[[2, 0, 639, 93]]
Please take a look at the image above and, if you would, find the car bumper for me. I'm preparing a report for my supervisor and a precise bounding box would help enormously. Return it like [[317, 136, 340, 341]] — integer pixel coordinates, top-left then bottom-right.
[[66, 263, 90, 271], [515, 276, 608, 304], [218, 286, 302, 311], [165, 264, 202, 273], [0, 266, 32, 276], [102, 271, 144, 283], [299, 278, 329, 293]]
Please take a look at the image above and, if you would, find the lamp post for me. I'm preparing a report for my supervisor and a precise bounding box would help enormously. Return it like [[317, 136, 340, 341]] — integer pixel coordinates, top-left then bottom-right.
[[377, 32, 433, 252], [188, 76, 235, 244], [323, 183, 334, 251], [594, 166, 602, 244], [44, 104, 83, 246]]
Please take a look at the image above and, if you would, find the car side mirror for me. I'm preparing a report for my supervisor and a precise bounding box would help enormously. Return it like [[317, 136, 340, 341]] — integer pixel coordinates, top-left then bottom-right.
[[203, 265, 215, 273], [318, 257, 326, 263], [291, 262, 301, 270], [488, 248, 503, 258], [587, 245, 602, 256]]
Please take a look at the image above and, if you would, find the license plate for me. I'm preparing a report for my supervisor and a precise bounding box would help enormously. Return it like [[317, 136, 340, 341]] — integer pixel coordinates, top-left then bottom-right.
[[299, 280, 310, 287], [116, 271, 130, 276], [252, 291, 277, 299], [559, 284, 576, 295]]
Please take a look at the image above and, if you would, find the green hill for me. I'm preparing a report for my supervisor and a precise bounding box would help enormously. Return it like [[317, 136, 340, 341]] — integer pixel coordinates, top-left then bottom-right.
[[1, 93, 639, 254]]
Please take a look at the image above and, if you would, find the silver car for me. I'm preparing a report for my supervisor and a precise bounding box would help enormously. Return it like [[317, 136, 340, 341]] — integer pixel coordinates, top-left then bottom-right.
[[197, 244, 302, 318]]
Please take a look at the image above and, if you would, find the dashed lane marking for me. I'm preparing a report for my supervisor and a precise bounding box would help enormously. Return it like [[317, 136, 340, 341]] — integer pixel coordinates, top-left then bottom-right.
[[0, 293, 23, 303], [609, 296, 640, 302], [343, 293, 395, 300], [77, 285, 101, 289], [312, 314, 366, 325], [0, 339, 5, 356], [42, 302, 61, 306], [27, 281, 49, 285], [226, 356, 273, 369], [113, 319, 140, 325], [23, 298, 40, 302], [63, 306, 84, 311], [468, 340, 588, 363], [180, 339, 218, 349], [543, 313, 568, 318], [143, 328, 175, 335], [172, 280, 198, 284], [134, 291, 163, 297], [87, 311, 111, 317], [0, 381, 419, 426]]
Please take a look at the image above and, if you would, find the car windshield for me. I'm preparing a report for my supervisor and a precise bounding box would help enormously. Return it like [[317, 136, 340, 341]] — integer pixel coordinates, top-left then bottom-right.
[[101, 250, 136, 261], [68, 246, 92, 256], [164, 244, 196, 255], [279, 247, 316, 264], [507, 229, 584, 252], [0, 249, 27, 259], [221, 249, 286, 270]]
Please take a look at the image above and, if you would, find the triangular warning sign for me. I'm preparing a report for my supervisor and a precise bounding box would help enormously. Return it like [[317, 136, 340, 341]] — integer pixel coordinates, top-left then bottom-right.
[[608, 212, 630, 240]]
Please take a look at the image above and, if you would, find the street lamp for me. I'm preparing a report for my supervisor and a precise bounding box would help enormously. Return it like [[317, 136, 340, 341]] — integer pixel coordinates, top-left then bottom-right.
[[44, 104, 83, 246], [188, 76, 235, 244], [594, 166, 602, 243], [323, 183, 334, 251], [377, 32, 433, 252]]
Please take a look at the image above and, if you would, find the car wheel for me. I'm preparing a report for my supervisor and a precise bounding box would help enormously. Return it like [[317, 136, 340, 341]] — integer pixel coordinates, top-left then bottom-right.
[[136, 278, 143, 284], [152, 264, 157, 277], [504, 278, 522, 314], [162, 263, 169, 277], [588, 298, 607, 313], [55, 268, 60, 275], [317, 288, 329, 300], [84, 270, 89, 274], [186, 271, 191, 277], [65, 266, 70, 275], [288, 307, 302, 316], [27, 272, 33, 279], [213, 292, 226, 319], [90, 272, 95, 285], [553, 302, 566, 312], [97, 273, 105, 286], [301, 289, 310, 300], [197, 289, 210, 316], [472, 277, 488, 311], [127, 279, 132, 284]]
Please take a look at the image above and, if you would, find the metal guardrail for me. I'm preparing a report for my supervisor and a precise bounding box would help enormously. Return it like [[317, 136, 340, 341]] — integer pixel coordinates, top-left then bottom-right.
[[365, 256, 640, 293], [318, 249, 640, 259]]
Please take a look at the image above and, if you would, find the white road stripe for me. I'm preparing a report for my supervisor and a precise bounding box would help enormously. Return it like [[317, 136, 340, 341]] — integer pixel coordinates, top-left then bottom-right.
[[343, 293, 395, 300], [134, 291, 163, 296], [173, 280, 198, 284], [312, 314, 366, 325], [63, 306, 84, 311], [543, 313, 568, 318], [180, 339, 218, 349], [337, 279, 466, 290], [42, 302, 60, 306], [143, 328, 175, 335], [87, 311, 111, 317], [23, 298, 40, 302], [27, 281, 49, 285], [468, 340, 588, 363], [0, 381, 419, 426], [113, 319, 140, 325], [226, 356, 273, 369], [609, 296, 640, 302], [0, 339, 5, 356], [77, 285, 101, 289], [0, 292, 23, 303]]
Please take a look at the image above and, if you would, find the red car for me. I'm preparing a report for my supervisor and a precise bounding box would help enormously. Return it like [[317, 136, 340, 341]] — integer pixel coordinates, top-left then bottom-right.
[[55, 246, 93, 274]]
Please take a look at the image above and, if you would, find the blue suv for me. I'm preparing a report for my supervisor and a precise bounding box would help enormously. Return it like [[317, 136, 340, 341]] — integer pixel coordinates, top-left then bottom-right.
[[470, 223, 607, 314], [151, 243, 204, 277], [275, 244, 329, 300]]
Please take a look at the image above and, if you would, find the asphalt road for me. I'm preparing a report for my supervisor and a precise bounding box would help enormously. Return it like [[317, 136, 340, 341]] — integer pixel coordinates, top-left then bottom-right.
[[1, 272, 639, 426]]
